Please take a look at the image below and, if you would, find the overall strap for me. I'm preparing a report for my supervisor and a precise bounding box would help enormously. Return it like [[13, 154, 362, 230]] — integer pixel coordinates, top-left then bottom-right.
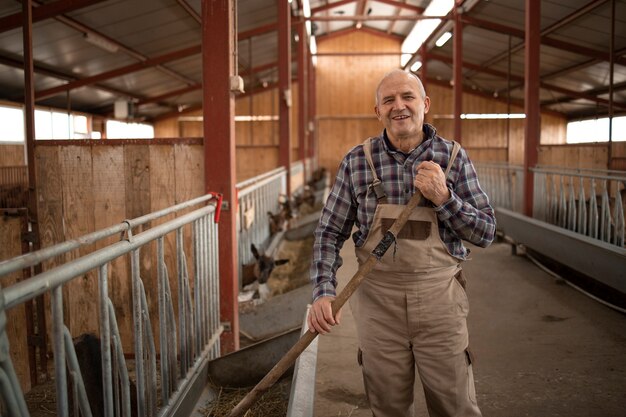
[[363, 138, 388, 204], [444, 140, 461, 179]]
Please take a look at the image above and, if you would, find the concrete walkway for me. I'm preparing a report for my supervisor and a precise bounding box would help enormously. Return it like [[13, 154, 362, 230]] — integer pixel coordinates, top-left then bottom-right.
[[313, 238, 626, 417]]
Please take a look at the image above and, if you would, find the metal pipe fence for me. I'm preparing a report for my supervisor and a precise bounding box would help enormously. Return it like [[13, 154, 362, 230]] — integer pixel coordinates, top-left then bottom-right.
[[0, 194, 222, 417], [236, 168, 287, 285], [532, 166, 625, 248], [475, 163, 625, 248], [475, 163, 524, 213]]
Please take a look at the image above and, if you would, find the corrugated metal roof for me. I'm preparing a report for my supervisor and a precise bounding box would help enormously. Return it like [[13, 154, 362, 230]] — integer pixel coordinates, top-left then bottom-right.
[[0, 0, 624, 122]]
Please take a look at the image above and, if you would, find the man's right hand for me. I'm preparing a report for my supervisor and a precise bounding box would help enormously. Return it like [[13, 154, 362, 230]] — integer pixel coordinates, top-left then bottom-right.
[[308, 296, 342, 334]]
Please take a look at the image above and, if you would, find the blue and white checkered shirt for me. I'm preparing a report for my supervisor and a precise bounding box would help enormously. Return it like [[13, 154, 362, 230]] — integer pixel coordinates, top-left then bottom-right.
[[310, 124, 496, 301]]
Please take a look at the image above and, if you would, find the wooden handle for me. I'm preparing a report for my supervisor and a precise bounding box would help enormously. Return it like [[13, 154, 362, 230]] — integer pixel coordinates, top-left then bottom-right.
[[228, 192, 422, 417]]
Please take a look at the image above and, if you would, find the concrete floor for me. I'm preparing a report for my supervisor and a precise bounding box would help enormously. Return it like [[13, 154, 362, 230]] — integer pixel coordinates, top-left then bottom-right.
[[313, 238, 626, 417]]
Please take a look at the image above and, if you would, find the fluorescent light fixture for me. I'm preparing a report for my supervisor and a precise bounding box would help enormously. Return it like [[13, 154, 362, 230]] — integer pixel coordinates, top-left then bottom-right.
[[302, 0, 311, 18], [401, 0, 454, 61], [310, 36, 318, 66], [461, 113, 526, 119], [84, 32, 119, 53], [401, 53, 413, 67], [435, 31, 452, 47], [411, 61, 423, 72]]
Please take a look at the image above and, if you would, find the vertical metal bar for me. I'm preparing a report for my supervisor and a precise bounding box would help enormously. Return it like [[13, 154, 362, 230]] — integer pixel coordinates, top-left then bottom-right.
[[138, 281, 157, 417], [176, 227, 187, 373], [523, 0, 541, 216], [453, 4, 463, 143], [600, 181, 611, 242], [589, 180, 599, 239], [613, 181, 624, 247], [577, 177, 587, 235], [107, 302, 131, 417], [130, 249, 146, 417], [98, 264, 114, 417], [51, 286, 69, 417], [157, 237, 170, 402], [559, 176, 567, 228], [568, 180, 576, 231], [202, 0, 239, 353]]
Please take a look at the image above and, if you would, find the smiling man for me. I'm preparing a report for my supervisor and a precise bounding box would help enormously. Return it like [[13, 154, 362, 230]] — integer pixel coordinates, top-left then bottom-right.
[[308, 69, 496, 417]]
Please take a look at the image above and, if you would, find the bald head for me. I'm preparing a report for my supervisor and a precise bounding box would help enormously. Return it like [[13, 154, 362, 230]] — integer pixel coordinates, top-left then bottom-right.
[[375, 69, 426, 105]]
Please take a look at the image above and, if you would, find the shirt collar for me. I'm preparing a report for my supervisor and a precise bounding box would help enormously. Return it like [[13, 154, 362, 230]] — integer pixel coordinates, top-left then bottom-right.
[[381, 123, 437, 156]]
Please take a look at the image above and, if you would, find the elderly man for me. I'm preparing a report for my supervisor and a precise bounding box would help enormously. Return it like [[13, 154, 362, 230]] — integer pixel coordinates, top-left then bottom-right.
[[308, 69, 495, 417]]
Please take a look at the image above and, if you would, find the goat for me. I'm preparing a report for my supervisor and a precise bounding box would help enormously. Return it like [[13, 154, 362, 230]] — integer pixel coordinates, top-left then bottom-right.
[[241, 244, 289, 289], [68, 333, 137, 417], [307, 167, 328, 191], [268, 210, 288, 236]]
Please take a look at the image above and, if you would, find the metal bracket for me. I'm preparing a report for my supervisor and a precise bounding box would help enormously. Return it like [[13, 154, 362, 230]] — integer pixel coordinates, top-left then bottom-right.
[[221, 321, 232, 332]]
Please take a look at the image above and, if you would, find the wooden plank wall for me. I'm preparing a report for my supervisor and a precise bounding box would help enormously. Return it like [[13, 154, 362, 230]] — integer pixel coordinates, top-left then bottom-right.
[[314, 32, 569, 172], [0, 143, 25, 166], [0, 212, 31, 393], [154, 82, 301, 182], [34, 140, 204, 359], [315, 31, 400, 173]]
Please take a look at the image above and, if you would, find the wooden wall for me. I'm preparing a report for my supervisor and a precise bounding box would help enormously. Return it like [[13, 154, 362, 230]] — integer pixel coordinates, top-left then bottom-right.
[[33, 140, 204, 358], [314, 31, 569, 173], [0, 143, 26, 166], [0, 212, 30, 392], [154, 81, 302, 182]]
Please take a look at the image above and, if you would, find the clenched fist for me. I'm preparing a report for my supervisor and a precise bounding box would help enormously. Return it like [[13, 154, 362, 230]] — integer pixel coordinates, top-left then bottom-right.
[[414, 160, 450, 206]]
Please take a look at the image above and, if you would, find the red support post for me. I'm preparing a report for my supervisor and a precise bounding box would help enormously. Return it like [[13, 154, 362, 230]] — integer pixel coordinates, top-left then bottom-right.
[[524, 0, 541, 217], [297, 22, 308, 179], [453, 4, 463, 143], [202, 0, 239, 353], [278, 0, 292, 196]]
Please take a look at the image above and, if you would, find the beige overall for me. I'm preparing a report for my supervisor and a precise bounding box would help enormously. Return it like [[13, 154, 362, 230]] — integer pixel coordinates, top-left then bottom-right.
[[351, 139, 481, 417]]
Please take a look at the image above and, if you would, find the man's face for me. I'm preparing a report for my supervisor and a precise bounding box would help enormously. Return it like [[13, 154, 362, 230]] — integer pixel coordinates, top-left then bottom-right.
[[374, 72, 430, 144]]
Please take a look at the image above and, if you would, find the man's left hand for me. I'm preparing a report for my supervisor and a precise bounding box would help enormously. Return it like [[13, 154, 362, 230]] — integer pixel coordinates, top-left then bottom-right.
[[414, 160, 450, 206]]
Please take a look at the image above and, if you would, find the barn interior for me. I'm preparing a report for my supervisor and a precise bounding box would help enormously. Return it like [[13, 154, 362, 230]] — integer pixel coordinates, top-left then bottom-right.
[[0, 1, 625, 416]]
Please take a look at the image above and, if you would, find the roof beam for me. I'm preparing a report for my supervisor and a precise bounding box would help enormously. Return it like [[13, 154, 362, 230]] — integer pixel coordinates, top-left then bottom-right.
[[462, 15, 626, 67], [0, 49, 145, 102], [35, 44, 201, 101], [309, 14, 445, 21], [465, 0, 609, 78], [428, 52, 626, 110], [0, 0, 107, 33], [238, 22, 278, 40], [312, 0, 355, 14]]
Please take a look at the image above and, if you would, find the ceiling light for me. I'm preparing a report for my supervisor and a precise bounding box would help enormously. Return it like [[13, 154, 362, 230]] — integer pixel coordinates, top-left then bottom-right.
[[435, 32, 452, 47], [84, 32, 119, 53], [401, 0, 454, 62], [411, 61, 423, 72]]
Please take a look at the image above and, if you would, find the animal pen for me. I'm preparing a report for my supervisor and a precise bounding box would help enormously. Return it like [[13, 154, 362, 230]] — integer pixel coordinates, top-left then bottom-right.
[[0, 144, 323, 417]]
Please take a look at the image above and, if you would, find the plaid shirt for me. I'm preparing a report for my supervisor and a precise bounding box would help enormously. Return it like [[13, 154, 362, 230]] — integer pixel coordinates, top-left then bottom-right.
[[311, 124, 496, 301]]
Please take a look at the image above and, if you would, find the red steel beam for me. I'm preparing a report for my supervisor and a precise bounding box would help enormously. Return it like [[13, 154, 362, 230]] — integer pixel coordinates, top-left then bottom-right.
[[202, 0, 239, 353], [453, 5, 463, 143], [374, 0, 424, 13], [297, 22, 308, 171], [524, 0, 540, 217], [238, 22, 278, 40], [36, 44, 201, 101], [462, 15, 626, 67], [136, 84, 201, 106], [312, 0, 355, 13], [278, 0, 292, 196], [466, 0, 609, 78], [0, 0, 107, 33], [428, 52, 626, 110]]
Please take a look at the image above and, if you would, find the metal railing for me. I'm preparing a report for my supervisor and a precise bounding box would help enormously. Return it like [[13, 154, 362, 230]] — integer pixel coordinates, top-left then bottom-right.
[[0, 194, 222, 417], [475, 163, 626, 248], [475, 163, 524, 213], [236, 168, 287, 285], [532, 166, 625, 248]]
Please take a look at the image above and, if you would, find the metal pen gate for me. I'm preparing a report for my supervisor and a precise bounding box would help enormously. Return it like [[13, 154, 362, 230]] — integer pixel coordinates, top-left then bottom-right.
[[0, 194, 222, 417]]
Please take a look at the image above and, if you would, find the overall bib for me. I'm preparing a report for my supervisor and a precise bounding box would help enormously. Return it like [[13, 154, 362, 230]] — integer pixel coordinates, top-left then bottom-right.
[[351, 139, 481, 417]]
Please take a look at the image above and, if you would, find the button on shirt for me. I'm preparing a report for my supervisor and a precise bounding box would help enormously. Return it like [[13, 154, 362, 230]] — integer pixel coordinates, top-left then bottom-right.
[[310, 124, 496, 301]]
